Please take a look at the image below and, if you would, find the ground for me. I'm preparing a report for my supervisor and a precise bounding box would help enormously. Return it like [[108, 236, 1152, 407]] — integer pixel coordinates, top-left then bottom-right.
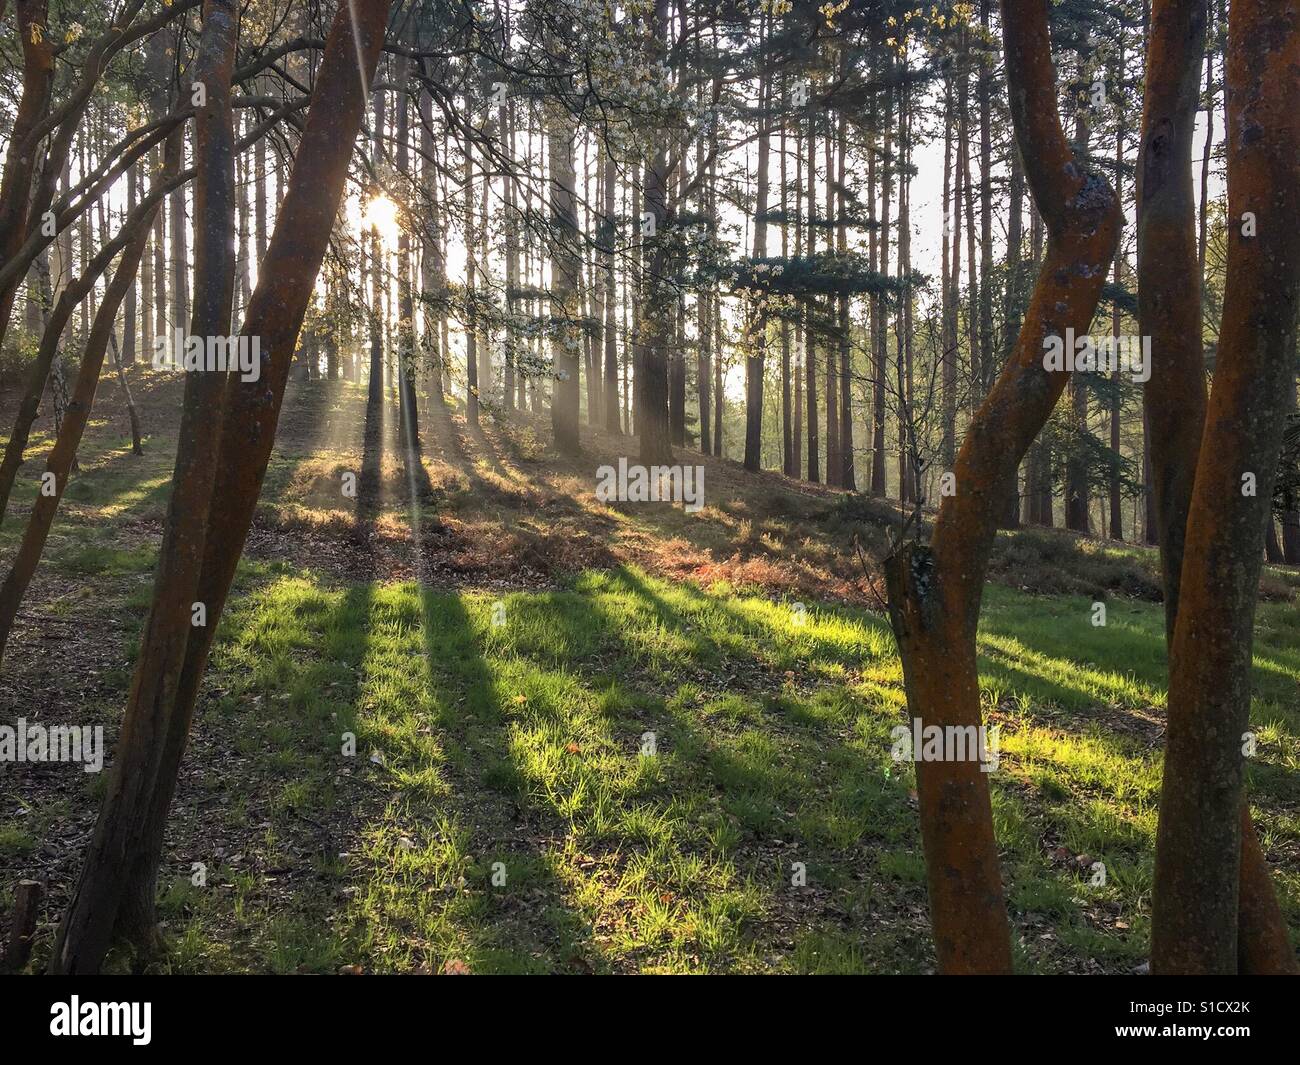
[[1, 369, 1297, 973]]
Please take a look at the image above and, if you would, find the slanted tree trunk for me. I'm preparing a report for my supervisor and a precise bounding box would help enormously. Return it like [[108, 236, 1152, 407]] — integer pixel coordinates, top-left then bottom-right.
[[0, 140, 173, 663], [109, 332, 144, 454], [0, 204, 160, 525], [0, 0, 55, 348], [0, 0, 183, 356], [49, 0, 388, 973], [1147, 0, 1300, 974], [883, 0, 1121, 973], [51, 0, 240, 966]]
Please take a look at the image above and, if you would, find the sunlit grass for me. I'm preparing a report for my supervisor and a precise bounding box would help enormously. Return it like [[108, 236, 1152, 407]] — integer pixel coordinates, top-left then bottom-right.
[[5, 380, 1297, 973], [72, 561, 1283, 974]]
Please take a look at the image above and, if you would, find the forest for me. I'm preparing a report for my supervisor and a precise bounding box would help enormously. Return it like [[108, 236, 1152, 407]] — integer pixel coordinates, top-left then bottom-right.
[[0, 0, 1297, 984]]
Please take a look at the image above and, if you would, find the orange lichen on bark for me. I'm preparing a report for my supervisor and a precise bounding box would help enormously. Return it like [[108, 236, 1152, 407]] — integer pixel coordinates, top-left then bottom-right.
[[884, 0, 1121, 973]]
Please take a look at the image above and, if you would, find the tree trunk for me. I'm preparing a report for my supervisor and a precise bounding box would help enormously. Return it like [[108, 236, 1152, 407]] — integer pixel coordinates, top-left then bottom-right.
[[1146, 0, 1300, 974], [49, 0, 241, 970], [695, 154, 711, 448], [943, 73, 958, 471], [978, 0, 994, 396], [883, 0, 1121, 973], [743, 40, 771, 473], [837, 109, 854, 491], [638, 147, 673, 465], [548, 92, 581, 455], [1000, 146, 1026, 529], [109, 333, 144, 454], [1109, 40, 1127, 541], [124, 165, 139, 365], [421, 92, 446, 402], [805, 109, 819, 483], [0, 146, 168, 662], [0, 0, 55, 352], [395, 58, 421, 452], [824, 119, 840, 488], [463, 125, 479, 428], [871, 75, 891, 496]]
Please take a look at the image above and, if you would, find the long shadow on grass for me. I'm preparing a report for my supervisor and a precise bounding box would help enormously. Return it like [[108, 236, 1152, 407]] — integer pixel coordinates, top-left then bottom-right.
[[414, 587, 603, 972], [488, 568, 930, 971], [580, 569, 1171, 972]]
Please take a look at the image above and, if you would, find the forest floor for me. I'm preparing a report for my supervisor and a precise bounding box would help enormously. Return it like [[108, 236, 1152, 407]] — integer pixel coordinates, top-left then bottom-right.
[[1, 369, 1298, 973]]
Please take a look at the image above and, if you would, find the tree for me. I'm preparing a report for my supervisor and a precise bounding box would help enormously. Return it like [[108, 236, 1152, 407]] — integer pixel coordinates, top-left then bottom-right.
[[743, 26, 771, 474], [0, 134, 180, 663], [49, 0, 391, 973], [882, 0, 1121, 973], [0, 1, 55, 351], [547, 89, 581, 454], [636, 0, 675, 466], [1148, 0, 1300, 974]]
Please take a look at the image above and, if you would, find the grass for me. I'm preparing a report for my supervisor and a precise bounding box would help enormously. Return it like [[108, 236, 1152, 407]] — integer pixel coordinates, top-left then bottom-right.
[[129, 564, 1295, 974], [1, 372, 1297, 974]]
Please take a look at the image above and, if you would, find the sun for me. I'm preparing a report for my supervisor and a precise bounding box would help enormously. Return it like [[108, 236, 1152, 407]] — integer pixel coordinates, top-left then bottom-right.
[[362, 193, 402, 247]]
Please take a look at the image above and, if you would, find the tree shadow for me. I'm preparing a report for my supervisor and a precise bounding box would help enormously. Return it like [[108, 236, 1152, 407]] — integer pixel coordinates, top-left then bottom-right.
[[412, 587, 604, 972]]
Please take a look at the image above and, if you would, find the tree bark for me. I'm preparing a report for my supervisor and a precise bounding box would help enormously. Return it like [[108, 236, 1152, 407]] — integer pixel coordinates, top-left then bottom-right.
[[824, 119, 840, 488], [1149, 0, 1300, 974], [49, 0, 388, 973], [395, 58, 421, 452], [0, 0, 55, 350], [548, 91, 581, 455], [743, 39, 771, 473], [805, 109, 819, 483], [871, 73, 890, 496], [837, 109, 854, 491], [883, 0, 1121, 973], [0, 146, 169, 663]]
